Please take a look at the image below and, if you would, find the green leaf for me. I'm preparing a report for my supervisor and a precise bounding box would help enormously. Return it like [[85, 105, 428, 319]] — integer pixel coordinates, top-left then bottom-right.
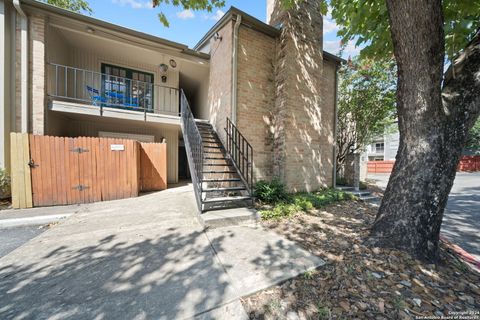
[[158, 12, 170, 27]]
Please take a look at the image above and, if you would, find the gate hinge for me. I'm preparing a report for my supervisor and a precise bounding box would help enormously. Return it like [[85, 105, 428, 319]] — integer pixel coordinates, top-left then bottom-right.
[[71, 147, 89, 154], [73, 184, 89, 191]]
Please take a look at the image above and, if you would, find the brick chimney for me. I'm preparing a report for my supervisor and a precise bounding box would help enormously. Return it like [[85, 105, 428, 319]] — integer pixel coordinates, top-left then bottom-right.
[[267, 0, 331, 191]]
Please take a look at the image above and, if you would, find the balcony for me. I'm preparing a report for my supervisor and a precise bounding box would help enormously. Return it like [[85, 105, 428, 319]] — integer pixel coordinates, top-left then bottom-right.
[[47, 63, 181, 125]]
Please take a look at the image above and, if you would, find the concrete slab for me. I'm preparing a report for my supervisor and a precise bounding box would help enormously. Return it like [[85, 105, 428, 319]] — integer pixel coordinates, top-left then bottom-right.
[[0, 214, 71, 228], [193, 300, 249, 320], [206, 225, 326, 297], [199, 207, 259, 228], [0, 183, 325, 319]]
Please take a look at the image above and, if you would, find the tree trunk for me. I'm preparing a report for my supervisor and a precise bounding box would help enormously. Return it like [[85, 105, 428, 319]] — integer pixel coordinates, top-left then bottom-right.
[[370, 0, 480, 261]]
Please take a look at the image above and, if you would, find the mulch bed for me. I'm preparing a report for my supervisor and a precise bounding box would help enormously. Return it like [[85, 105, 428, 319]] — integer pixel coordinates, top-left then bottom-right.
[[241, 200, 480, 319]]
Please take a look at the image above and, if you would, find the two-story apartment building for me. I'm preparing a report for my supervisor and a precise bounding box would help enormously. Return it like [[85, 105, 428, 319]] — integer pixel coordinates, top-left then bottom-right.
[[1, 0, 342, 211]]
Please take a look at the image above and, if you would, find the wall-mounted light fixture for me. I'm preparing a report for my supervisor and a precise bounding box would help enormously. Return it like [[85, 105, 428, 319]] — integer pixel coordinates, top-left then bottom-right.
[[159, 63, 168, 83], [213, 32, 222, 41], [159, 63, 169, 73], [169, 59, 177, 68]]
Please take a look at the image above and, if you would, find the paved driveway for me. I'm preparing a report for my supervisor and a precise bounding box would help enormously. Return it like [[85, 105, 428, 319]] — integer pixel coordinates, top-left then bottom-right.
[[368, 172, 480, 260], [0, 227, 45, 258], [0, 184, 323, 320]]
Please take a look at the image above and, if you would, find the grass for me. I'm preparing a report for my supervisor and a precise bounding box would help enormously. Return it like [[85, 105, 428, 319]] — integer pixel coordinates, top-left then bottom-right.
[[303, 269, 318, 280], [316, 303, 331, 320], [258, 188, 356, 220]]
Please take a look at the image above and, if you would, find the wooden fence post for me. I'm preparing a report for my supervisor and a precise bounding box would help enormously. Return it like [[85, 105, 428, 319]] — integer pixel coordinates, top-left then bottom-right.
[[10, 133, 33, 209]]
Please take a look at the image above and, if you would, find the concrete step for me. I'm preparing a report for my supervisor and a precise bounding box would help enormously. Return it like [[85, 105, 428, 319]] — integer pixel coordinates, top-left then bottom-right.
[[203, 196, 252, 204], [203, 186, 246, 193], [351, 191, 372, 197], [203, 170, 237, 174], [198, 207, 259, 229], [361, 195, 381, 202], [203, 163, 232, 167], [335, 186, 355, 191], [202, 178, 242, 183]]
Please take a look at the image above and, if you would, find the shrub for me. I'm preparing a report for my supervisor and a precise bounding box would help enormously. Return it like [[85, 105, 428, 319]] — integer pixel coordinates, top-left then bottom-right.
[[259, 203, 300, 220], [254, 178, 289, 204], [259, 188, 356, 220], [359, 181, 368, 190], [0, 168, 11, 199], [294, 196, 314, 211]]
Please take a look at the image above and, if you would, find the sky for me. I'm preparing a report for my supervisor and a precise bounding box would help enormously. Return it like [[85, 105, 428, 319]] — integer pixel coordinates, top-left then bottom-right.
[[86, 0, 360, 58]]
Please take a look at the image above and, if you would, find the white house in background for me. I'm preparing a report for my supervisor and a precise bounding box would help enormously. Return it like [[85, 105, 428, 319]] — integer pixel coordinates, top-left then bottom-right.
[[365, 125, 399, 161]]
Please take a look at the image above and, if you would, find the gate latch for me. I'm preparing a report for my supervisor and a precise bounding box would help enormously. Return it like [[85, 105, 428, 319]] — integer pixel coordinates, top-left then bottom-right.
[[28, 159, 39, 168], [73, 185, 89, 191], [71, 147, 89, 154]]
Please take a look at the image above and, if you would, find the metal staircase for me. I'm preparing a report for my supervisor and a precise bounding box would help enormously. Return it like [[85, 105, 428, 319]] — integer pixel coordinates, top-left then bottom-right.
[[180, 90, 253, 212]]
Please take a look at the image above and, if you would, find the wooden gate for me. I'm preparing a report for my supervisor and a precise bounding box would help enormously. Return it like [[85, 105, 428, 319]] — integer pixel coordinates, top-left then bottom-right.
[[29, 135, 140, 207], [367, 160, 395, 173], [140, 142, 167, 191]]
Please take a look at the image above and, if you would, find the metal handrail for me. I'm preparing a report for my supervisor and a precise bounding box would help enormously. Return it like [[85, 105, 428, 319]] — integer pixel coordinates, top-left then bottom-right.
[[224, 117, 253, 195], [180, 90, 204, 212], [47, 62, 179, 116]]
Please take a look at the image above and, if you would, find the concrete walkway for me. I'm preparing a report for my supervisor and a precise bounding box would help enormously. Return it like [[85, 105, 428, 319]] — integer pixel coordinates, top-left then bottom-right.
[[0, 184, 324, 320]]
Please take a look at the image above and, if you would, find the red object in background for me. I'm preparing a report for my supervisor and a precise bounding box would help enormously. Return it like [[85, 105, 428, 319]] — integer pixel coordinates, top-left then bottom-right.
[[367, 160, 395, 173], [368, 156, 480, 174], [457, 155, 480, 172]]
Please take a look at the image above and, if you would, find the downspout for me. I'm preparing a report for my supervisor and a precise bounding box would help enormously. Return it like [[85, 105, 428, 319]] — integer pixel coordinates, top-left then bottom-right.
[[332, 63, 340, 188], [13, 0, 28, 133], [231, 14, 242, 124]]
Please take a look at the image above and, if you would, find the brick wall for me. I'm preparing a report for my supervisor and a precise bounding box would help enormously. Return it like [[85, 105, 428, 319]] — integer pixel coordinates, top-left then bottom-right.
[[269, 0, 332, 191], [207, 21, 233, 143], [207, 7, 337, 191], [236, 26, 276, 181], [29, 14, 46, 135]]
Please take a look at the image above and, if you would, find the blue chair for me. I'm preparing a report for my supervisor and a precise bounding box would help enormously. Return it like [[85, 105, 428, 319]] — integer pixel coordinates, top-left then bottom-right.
[[106, 91, 139, 108], [86, 86, 107, 105]]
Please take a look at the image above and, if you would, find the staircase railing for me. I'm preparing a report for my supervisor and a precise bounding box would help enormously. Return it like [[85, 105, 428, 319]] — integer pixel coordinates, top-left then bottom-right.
[[225, 117, 254, 195], [180, 90, 203, 212]]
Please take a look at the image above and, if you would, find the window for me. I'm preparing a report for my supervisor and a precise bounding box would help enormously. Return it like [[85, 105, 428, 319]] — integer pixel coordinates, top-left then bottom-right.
[[375, 143, 385, 153], [101, 64, 154, 111]]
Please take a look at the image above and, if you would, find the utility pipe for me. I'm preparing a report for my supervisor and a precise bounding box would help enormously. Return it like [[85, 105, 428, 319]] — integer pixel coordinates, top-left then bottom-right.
[[13, 0, 28, 133], [231, 14, 242, 124], [332, 63, 340, 188]]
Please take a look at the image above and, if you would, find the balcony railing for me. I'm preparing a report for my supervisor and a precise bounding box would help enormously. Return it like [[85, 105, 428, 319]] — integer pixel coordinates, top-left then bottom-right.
[[47, 63, 179, 116]]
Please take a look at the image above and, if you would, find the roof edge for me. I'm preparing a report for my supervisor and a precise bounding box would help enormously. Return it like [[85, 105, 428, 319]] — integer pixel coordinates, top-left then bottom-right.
[[194, 6, 280, 51], [194, 6, 344, 64], [20, 0, 210, 60]]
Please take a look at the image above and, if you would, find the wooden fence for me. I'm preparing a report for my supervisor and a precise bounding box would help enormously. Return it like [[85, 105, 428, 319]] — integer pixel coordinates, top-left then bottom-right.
[[10, 133, 33, 209], [140, 142, 167, 192], [11, 134, 167, 209], [367, 160, 395, 173], [367, 156, 480, 174], [458, 155, 480, 172]]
